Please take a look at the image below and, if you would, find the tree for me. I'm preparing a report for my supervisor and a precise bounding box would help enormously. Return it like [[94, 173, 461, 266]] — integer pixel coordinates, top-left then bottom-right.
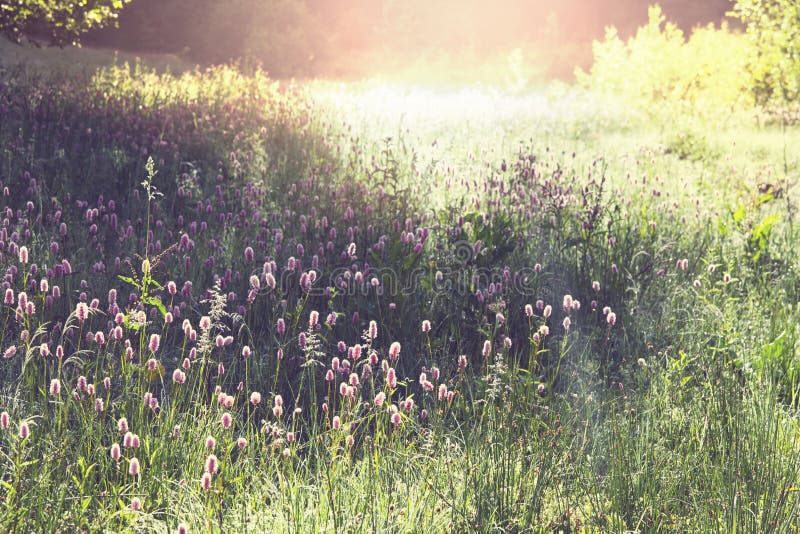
[[730, 0, 800, 110], [0, 0, 131, 46]]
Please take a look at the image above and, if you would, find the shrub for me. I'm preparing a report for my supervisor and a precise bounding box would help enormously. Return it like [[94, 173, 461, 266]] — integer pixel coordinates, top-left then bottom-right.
[[730, 0, 800, 121], [576, 6, 755, 120]]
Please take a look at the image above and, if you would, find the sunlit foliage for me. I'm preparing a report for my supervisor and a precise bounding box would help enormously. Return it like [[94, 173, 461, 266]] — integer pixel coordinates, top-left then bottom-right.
[[0, 0, 131, 46]]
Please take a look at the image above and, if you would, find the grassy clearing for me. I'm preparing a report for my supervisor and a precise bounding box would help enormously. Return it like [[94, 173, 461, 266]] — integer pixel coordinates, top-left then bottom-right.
[[0, 43, 798, 533]]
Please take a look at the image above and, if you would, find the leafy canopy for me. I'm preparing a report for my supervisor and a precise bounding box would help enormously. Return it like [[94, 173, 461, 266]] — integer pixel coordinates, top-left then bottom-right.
[[0, 0, 131, 46], [730, 0, 800, 108]]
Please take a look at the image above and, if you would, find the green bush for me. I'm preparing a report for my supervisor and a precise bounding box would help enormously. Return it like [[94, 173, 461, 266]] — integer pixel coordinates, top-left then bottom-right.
[[577, 6, 755, 119], [731, 0, 800, 120]]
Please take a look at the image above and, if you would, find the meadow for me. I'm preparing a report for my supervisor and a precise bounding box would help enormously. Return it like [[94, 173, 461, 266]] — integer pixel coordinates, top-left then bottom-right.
[[0, 11, 799, 533]]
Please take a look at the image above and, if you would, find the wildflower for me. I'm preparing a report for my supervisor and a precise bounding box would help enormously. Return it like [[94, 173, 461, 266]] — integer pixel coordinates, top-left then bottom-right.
[[543, 305, 552, 318], [221, 412, 232, 429], [76, 302, 88, 323], [103, 377, 112, 390], [205, 454, 219, 474], [374, 392, 386, 406], [277, 318, 286, 336], [265, 272, 276, 290], [562, 317, 571, 332], [250, 391, 261, 405], [332, 416, 341, 430], [326, 312, 337, 327], [3, 288, 12, 305], [438, 383, 448, 402], [345, 435, 355, 447], [205, 436, 216, 450], [421, 320, 431, 333], [19, 421, 30, 440], [201, 472, 212, 491], [18, 246, 28, 264], [482, 340, 491, 359], [3, 346, 16, 359], [607, 312, 617, 327], [592, 281, 601, 292], [525, 304, 533, 317], [389, 341, 401, 362], [95, 398, 104, 413], [562, 295, 573, 312], [386, 367, 397, 389], [237, 437, 247, 450], [199, 316, 211, 330], [172, 425, 180, 439], [178, 523, 189, 534], [241, 345, 251, 358], [131, 497, 142, 511], [110, 443, 121, 461], [0, 412, 8, 430], [172, 369, 186, 384], [368, 320, 377, 341], [309, 310, 319, 329], [129, 457, 140, 476], [458, 355, 468, 371], [118, 418, 129, 433]]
